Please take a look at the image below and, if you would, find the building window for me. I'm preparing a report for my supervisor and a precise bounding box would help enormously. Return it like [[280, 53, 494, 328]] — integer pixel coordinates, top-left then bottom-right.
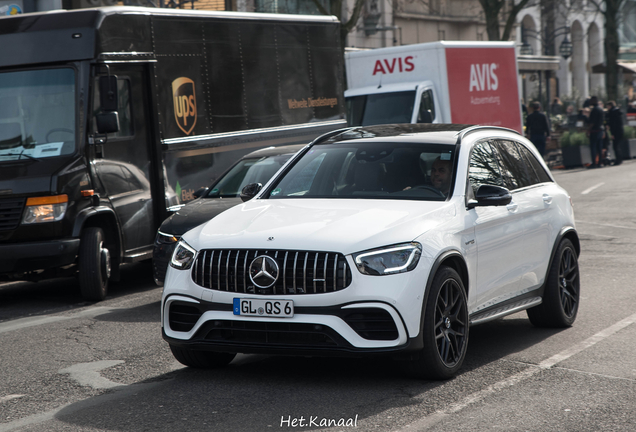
[[254, 0, 329, 14], [438, 30, 446, 41]]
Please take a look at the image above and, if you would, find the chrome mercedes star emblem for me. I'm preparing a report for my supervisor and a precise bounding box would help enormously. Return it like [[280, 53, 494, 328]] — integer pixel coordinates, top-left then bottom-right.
[[249, 255, 280, 289]]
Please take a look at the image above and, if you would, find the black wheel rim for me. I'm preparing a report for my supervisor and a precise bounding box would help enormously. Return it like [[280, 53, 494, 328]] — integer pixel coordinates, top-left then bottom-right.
[[434, 278, 467, 367], [559, 246, 579, 318]]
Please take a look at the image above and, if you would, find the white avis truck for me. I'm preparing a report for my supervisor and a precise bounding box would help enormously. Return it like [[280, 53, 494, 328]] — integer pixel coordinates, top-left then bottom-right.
[[345, 41, 522, 133]]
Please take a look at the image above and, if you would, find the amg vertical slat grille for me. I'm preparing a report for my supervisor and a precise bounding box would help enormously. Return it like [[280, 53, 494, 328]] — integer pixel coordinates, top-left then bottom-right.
[[192, 249, 352, 294], [0, 198, 25, 231]]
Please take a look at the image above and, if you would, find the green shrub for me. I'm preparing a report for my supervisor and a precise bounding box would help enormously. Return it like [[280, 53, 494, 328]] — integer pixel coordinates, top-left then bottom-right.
[[624, 125, 635, 139], [568, 132, 589, 147], [560, 131, 571, 147]]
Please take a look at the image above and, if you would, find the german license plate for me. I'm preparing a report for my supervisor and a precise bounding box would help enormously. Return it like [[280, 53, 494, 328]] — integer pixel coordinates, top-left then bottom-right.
[[233, 298, 294, 317]]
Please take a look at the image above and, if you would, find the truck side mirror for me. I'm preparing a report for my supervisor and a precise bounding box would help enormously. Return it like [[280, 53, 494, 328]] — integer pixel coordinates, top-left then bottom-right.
[[95, 112, 120, 134], [240, 183, 262, 202], [99, 75, 118, 112], [467, 185, 512, 208]]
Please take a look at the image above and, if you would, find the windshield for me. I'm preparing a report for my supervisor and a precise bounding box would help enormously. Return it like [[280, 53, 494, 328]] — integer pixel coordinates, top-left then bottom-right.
[[0, 68, 76, 162], [206, 153, 294, 198], [346, 91, 416, 126], [268, 142, 456, 201]]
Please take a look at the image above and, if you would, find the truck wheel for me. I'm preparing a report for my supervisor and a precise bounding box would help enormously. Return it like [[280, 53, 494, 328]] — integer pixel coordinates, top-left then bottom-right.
[[169, 345, 236, 368], [79, 227, 111, 301]]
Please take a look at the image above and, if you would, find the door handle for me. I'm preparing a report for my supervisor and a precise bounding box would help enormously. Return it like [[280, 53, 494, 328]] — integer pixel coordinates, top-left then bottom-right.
[[506, 202, 518, 212], [543, 194, 553, 205]]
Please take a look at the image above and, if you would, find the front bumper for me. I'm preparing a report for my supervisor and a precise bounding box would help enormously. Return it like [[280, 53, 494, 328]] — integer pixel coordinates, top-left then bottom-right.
[[0, 239, 80, 274], [162, 295, 420, 356]]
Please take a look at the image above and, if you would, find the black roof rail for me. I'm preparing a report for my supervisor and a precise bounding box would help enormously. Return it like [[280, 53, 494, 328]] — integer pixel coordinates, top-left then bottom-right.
[[456, 125, 522, 145]]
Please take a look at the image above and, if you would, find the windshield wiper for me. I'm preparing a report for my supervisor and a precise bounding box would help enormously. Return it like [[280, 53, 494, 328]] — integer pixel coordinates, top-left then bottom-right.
[[5, 150, 39, 162]]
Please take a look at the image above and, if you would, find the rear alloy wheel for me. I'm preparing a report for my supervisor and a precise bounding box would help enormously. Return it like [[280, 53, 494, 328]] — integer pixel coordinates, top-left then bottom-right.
[[404, 266, 469, 380], [79, 227, 111, 301], [169, 345, 236, 368], [528, 238, 580, 328]]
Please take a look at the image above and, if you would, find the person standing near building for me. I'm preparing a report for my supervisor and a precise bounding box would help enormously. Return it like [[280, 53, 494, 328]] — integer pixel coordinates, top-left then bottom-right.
[[605, 100, 624, 165], [587, 96, 605, 168], [526, 101, 551, 156]]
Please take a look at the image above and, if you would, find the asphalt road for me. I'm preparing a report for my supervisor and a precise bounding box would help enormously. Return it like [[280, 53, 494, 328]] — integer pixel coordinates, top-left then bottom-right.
[[0, 160, 635, 432]]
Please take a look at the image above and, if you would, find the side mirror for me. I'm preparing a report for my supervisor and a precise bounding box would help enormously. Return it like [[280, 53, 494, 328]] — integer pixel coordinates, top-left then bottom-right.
[[240, 183, 262, 202], [467, 185, 512, 208], [99, 75, 118, 111], [95, 112, 120, 134], [193, 187, 209, 199]]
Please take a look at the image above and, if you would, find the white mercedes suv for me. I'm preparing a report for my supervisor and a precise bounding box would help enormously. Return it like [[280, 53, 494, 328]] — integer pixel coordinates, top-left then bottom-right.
[[161, 124, 580, 379]]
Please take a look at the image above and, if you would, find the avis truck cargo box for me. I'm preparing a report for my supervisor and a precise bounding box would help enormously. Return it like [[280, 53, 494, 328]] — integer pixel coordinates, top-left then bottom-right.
[[0, 7, 345, 300], [345, 41, 522, 133]]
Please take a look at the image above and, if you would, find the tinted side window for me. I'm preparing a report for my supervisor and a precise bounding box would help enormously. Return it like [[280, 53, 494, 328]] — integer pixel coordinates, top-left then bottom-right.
[[468, 141, 504, 194], [517, 143, 553, 183], [417, 90, 435, 123], [494, 140, 533, 190]]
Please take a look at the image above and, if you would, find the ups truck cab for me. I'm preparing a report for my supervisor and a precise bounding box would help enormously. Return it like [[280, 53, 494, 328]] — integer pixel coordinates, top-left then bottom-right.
[[0, 7, 345, 300]]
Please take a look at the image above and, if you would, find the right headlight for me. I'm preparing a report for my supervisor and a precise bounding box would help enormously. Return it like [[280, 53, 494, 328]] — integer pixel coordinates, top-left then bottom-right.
[[353, 242, 422, 276], [170, 240, 197, 270]]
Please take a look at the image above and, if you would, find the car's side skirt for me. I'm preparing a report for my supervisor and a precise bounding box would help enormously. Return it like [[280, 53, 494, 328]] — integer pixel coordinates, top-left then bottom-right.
[[469, 291, 542, 326]]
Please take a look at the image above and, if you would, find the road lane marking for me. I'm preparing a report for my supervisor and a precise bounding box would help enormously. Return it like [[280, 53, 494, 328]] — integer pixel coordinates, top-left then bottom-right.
[[0, 381, 164, 432], [0, 395, 25, 403], [59, 360, 125, 390], [581, 182, 604, 195], [0, 307, 117, 335], [396, 311, 636, 432]]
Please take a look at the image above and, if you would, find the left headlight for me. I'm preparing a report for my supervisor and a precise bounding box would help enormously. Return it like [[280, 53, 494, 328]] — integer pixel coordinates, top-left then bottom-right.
[[22, 195, 68, 224], [353, 242, 422, 276], [170, 240, 197, 270]]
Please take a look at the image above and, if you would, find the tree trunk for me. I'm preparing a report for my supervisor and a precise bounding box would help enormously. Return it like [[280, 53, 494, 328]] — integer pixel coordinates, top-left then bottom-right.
[[479, 0, 503, 41]]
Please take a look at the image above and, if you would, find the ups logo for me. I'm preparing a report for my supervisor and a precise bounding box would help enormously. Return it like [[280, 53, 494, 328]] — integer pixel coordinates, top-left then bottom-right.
[[172, 77, 197, 135]]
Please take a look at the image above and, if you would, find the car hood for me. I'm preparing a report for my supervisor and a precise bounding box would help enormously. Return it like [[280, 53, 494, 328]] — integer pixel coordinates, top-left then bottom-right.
[[183, 198, 456, 255], [159, 197, 242, 236]]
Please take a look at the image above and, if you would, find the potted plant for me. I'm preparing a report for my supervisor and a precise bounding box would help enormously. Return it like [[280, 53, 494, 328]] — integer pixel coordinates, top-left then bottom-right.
[[560, 131, 592, 168]]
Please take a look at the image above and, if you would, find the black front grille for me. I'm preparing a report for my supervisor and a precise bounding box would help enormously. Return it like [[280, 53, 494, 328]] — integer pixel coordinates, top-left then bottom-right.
[[343, 308, 399, 341], [0, 197, 25, 231], [168, 303, 203, 332], [197, 320, 347, 348], [191, 249, 352, 295]]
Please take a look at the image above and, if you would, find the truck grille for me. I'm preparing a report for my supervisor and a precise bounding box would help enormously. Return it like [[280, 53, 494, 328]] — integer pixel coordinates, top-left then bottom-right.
[[192, 249, 352, 295], [0, 197, 25, 231]]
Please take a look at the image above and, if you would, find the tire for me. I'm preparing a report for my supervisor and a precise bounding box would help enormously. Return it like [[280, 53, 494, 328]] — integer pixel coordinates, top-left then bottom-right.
[[78, 227, 111, 301], [403, 266, 469, 380], [527, 238, 580, 328], [169, 345, 236, 368]]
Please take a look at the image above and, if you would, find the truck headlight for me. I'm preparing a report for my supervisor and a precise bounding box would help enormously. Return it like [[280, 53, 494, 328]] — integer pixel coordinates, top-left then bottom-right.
[[22, 195, 68, 224], [353, 242, 422, 276], [170, 240, 197, 270]]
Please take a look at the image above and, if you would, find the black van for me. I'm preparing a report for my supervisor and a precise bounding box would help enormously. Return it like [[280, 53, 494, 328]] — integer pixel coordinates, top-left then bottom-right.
[[0, 7, 345, 300]]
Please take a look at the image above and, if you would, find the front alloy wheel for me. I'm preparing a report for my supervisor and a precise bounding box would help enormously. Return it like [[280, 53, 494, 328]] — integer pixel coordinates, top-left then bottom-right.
[[403, 266, 469, 380]]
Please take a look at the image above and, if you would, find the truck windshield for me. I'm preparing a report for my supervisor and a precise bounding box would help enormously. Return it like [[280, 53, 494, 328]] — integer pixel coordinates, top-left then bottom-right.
[[0, 68, 76, 162], [268, 142, 455, 201], [346, 91, 415, 126]]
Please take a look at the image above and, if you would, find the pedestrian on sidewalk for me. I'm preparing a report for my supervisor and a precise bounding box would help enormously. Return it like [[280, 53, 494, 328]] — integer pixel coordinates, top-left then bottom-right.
[[605, 101, 624, 165], [526, 101, 551, 157], [587, 96, 605, 168]]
